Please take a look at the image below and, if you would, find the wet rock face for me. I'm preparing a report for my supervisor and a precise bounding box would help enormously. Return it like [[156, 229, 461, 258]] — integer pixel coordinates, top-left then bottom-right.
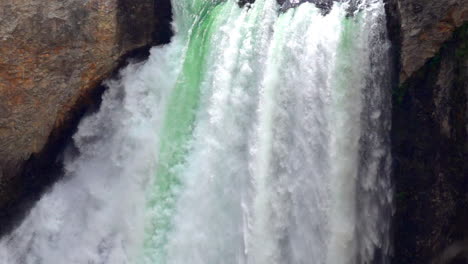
[[0, 0, 172, 210]]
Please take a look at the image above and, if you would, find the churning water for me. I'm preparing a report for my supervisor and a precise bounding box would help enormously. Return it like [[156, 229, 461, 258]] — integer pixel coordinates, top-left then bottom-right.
[[0, 0, 392, 263]]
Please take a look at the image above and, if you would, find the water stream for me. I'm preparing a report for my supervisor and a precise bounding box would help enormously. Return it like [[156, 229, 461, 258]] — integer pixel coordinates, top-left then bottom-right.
[[0, 0, 392, 263]]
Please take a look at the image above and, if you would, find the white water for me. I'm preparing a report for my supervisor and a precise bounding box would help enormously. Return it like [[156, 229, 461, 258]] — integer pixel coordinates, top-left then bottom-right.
[[0, 0, 392, 263]]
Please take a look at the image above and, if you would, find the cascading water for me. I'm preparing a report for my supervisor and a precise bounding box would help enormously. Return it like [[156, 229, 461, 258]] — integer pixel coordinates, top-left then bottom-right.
[[0, 0, 392, 263]]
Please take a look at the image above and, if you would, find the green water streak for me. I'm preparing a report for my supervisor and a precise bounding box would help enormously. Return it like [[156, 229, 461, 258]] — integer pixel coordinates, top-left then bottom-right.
[[334, 14, 362, 98], [143, 1, 227, 263]]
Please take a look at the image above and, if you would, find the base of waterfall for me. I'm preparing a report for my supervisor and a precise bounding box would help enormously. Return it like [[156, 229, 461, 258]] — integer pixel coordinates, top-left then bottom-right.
[[0, 1, 392, 263]]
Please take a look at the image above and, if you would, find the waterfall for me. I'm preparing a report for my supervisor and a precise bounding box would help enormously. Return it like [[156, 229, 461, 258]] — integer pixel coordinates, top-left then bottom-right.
[[0, 0, 392, 263]]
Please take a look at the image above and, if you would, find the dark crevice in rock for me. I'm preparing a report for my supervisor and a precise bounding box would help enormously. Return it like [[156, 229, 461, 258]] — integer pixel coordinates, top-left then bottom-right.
[[117, 0, 173, 47], [383, 0, 402, 93], [382, 0, 400, 261], [0, 0, 174, 237], [151, 0, 173, 45], [117, 0, 156, 49]]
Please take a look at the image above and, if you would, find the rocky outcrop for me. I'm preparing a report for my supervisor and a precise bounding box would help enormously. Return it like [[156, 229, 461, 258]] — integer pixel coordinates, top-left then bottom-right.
[[387, 0, 468, 263], [396, 0, 468, 82], [0, 0, 172, 211], [392, 24, 468, 264]]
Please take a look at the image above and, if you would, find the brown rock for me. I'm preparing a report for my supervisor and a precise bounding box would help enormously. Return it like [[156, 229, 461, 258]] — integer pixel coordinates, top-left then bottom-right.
[[0, 0, 172, 209], [395, 0, 468, 82]]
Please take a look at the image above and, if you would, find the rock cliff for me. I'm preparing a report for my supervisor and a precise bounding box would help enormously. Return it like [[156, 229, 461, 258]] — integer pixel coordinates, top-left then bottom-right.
[[386, 0, 468, 263], [0, 0, 172, 213], [395, 0, 467, 83]]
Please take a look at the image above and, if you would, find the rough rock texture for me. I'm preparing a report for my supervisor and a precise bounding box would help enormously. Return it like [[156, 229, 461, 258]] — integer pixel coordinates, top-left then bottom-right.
[[0, 0, 172, 211], [397, 0, 468, 82], [387, 0, 468, 262]]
